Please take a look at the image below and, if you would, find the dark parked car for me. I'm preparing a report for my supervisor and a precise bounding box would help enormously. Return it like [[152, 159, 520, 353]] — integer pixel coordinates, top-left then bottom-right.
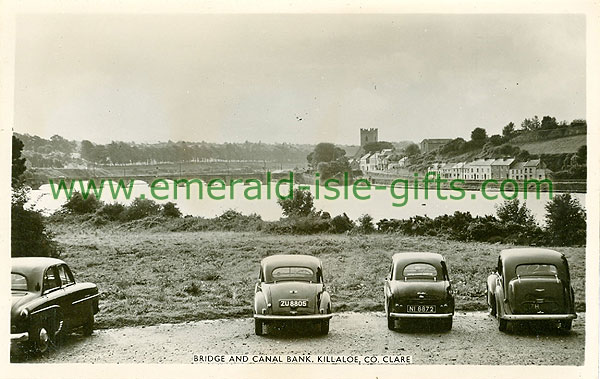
[[486, 248, 577, 332], [384, 252, 454, 331], [253, 255, 333, 335], [11, 257, 99, 353]]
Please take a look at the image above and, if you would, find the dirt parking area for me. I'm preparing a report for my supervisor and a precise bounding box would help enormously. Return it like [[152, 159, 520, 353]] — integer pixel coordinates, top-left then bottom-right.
[[13, 311, 585, 365]]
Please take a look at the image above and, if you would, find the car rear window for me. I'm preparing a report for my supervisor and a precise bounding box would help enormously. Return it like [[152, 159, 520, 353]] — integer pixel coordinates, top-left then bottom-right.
[[402, 263, 438, 280], [271, 267, 315, 282], [11, 273, 28, 291], [516, 264, 558, 277]]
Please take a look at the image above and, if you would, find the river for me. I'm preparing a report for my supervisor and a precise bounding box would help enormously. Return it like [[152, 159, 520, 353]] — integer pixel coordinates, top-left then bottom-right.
[[28, 180, 585, 225]]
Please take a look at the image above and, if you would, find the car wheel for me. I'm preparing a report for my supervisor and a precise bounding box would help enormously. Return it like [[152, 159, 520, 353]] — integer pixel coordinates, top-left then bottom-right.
[[560, 320, 572, 331], [50, 309, 65, 348], [387, 316, 395, 330], [82, 307, 94, 336], [320, 320, 329, 335], [254, 319, 264, 336], [441, 318, 453, 331], [33, 326, 50, 354], [488, 292, 496, 316], [498, 317, 508, 332]]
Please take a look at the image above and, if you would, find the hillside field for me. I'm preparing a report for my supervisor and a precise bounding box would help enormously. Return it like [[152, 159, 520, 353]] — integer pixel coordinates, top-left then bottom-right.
[[512, 134, 586, 154]]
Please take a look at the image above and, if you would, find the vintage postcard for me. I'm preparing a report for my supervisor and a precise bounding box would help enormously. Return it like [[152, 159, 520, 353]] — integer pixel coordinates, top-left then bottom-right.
[[1, 1, 598, 378]]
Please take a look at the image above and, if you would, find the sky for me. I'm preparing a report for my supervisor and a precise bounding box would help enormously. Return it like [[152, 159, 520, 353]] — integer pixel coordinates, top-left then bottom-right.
[[14, 14, 585, 145]]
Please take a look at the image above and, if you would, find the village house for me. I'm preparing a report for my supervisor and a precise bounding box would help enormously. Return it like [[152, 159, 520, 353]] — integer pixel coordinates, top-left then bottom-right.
[[376, 149, 395, 170], [524, 159, 549, 180], [490, 158, 516, 180], [508, 161, 526, 180], [440, 163, 454, 179], [508, 160, 550, 180], [451, 162, 466, 179], [359, 152, 378, 172]]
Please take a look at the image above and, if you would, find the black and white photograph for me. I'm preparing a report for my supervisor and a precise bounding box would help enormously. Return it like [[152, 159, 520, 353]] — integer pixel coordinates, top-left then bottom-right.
[[1, 1, 598, 378]]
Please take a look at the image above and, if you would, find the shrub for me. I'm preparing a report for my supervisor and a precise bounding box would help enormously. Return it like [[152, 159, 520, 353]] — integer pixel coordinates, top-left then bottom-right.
[[330, 213, 354, 233], [162, 202, 182, 218], [544, 194, 586, 246], [266, 214, 330, 235], [357, 214, 375, 233], [96, 203, 126, 221], [62, 192, 102, 214], [214, 209, 263, 231], [121, 198, 161, 221]]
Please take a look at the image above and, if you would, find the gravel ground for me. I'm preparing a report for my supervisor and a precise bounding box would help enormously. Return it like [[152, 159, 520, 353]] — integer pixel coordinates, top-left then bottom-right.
[[13, 311, 585, 365]]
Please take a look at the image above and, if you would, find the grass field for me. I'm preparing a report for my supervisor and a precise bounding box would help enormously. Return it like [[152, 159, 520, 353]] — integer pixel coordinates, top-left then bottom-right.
[[49, 225, 586, 329], [513, 134, 586, 154]]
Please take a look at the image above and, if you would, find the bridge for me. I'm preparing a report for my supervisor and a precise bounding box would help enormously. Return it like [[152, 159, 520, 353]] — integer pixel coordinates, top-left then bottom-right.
[[28, 172, 280, 190]]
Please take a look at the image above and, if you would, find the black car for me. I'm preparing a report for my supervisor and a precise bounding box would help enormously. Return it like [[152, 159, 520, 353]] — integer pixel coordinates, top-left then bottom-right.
[[11, 257, 99, 353], [384, 252, 454, 331]]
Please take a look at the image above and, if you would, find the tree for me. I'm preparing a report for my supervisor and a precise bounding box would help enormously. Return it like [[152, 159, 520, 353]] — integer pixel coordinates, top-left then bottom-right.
[[575, 145, 586, 166], [541, 116, 558, 130], [521, 116, 540, 131], [403, 143, 421, 157], [307, 143, 346, 167], [12, 136, 27, 189], [502, 122, 515, 139], [470, 127, 488, 144], [81, 140, 96, 162], [277, 189, 314, 217], [12, 135, 60, 257], [496, 199, 535, 226], [357, 214, 375, 233], [488, 134, 503, 146], [544, 194, 586, 246], [363, 141, 394, 153]]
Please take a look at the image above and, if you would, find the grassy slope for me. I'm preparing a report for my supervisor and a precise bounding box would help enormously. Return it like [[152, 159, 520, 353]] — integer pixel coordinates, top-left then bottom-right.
[[50, 226, 586, 329], [512, 134, 586, 154]]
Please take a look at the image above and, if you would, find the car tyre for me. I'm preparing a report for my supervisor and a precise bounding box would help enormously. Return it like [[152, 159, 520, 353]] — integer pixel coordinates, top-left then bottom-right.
[[498, 317, 508, 332], [488, 291, 496, 316], [320, 320, 329, 335], [387, 316, 395, 330], [32, 325, 50, 354], [82, 307, 94, 336], [441, 317, 453, 331], [560, 320, 572, 332], [254, 319, 264, 336]]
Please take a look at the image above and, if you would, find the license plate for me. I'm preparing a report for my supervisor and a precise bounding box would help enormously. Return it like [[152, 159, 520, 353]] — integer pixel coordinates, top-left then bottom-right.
[[279, 299, 308, 308], [407, 305, 436, 313]]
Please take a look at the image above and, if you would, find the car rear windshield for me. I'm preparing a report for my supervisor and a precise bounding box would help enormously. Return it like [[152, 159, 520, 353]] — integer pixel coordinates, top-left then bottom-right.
[[11, 273, 28, 291], [401, 263, 438, 280], [516, 264, 558, 277], [271, 267, 316, 282]]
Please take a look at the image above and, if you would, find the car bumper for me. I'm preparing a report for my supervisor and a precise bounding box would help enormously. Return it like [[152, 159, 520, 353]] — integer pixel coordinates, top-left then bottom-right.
[[389, 312, 453, 319], [254, 314, 333, 321], [10, 332, 29, 343], [501, 313, 578, 321]]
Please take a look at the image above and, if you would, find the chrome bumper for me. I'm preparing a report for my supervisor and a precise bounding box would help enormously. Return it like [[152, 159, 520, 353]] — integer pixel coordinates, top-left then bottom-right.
[[389, 312, 453, 319], [501, 313, 577, 321], [11, 332, 29, 342], [254, 314, 333, 321]]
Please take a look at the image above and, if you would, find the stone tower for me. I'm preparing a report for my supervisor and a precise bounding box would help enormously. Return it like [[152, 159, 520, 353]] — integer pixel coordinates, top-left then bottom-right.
[[360, 128, 378, 147]]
